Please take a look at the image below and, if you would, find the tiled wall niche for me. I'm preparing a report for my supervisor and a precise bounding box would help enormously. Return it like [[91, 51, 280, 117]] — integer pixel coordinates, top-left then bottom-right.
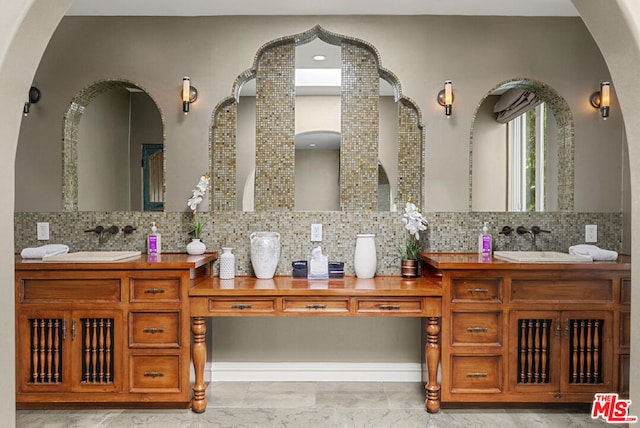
[[14, 211, 623, 276]]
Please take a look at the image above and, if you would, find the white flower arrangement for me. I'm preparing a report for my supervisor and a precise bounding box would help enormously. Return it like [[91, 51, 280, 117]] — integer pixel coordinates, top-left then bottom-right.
[[400, 198, 428, 260], [187, 173, 210, 239]]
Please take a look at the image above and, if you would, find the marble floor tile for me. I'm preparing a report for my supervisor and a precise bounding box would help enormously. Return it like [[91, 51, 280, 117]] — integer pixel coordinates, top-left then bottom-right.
[[15, 382, 617, 428], [243, 381, 318, 409], [206, 381, 252, 408]]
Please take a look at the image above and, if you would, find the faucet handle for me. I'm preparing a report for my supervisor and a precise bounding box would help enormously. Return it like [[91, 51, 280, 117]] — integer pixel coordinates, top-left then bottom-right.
[[531, 226, 551, 235], [499, 226, 514, 236], [122, 225, 137, 234], [84, 225, 105, 234]]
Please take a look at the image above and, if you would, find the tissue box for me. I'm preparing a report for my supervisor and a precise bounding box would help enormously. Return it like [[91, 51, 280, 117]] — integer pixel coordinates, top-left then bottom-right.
[[292, 260, 308, 278], [329, 261, 345, 278]]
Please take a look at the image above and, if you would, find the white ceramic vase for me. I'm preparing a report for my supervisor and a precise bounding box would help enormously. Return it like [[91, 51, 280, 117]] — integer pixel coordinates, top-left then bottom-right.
[[250, 231, 280, 279], [354, 233, 377, 279], [219, 247, 235, 279], [186, 238, 206, 255]]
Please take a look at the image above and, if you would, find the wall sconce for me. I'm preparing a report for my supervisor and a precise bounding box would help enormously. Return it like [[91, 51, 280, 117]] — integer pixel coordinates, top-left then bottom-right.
[[590, 81, 611, 119], [437, 80, 454, 117], [23, 86, 41, 116], [181, 76, 198, 114]]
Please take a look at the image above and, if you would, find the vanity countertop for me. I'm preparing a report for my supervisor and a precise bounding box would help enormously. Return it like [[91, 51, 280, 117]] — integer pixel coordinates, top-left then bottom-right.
[[419, 252, 631, 271], [15, 252, 218, 271]]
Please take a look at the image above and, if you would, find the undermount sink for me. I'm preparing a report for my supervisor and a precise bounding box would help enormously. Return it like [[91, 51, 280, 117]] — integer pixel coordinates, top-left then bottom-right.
[[42, 251, 142, 262], [493, 251, 593, 263]]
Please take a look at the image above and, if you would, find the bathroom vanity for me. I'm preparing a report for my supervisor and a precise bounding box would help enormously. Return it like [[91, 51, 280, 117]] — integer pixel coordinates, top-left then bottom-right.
[[14, 253, 216, 408], [420, 252, 631, 407], [14, 252, 631, 412]]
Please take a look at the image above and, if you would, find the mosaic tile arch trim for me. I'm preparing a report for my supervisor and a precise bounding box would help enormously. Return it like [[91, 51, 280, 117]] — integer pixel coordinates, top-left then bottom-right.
[[62, 79, 167, 212], [210, 25, 425, 212], [468, 77, 575, 212]]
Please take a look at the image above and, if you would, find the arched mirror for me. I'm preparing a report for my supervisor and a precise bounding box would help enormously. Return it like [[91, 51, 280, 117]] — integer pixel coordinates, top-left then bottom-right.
[[211, 25, 423, 212], [470, 78, 573, 212], [62, 80, 165, 212]]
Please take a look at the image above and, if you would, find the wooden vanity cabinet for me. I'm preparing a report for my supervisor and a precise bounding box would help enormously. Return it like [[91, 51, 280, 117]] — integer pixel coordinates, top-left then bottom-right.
[[15, 254, 215, 408], [421, 253, 631, 406]]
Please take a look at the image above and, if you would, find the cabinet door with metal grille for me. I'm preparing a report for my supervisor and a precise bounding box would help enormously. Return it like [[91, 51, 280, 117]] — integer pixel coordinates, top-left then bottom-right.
[[70, 310, 123, 393], [17, 310, 70, 392], [16, 309, 123, 394], [510, 310, 613, 396], [509, 311, 560, 394], [560, 311, 613, 394]]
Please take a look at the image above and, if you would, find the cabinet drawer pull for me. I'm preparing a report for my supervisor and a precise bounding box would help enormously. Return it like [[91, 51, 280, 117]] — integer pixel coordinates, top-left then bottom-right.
[[466, 372, 488, 378], [143, 371, 165, 378], [231, 303, 253, 310], [143, 327, 165, 334], [305, 304, 327, 309], [466, 327, 489, 332], [379, 304, 401, 310], [467, 288, 489, 293], [144, 288, 166, 294]]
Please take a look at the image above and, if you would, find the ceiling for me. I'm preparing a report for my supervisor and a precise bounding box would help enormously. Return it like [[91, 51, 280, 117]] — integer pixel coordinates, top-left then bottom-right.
[[66, 0, 579, 17]]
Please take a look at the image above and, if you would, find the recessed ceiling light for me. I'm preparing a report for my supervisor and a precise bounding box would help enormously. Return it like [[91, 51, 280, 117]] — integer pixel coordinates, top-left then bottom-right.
[[309, 143, 316, 147], [313, 55, 326, 61]]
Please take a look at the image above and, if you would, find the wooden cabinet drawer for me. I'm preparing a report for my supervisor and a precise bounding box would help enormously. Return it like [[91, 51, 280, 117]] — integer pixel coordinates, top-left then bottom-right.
[[283, 298, 349, 314], [130, 312, 180, 347], [450, 355, 502, 393], [20, 278, 121, 302], [356, 298, 425, 314], [451, 278, 502, 303], [130, 278, 181, 303], [451, 312, 502, 346], [129, 355, 180, 392], [207, 298, 276, 314], [511, 279, 613, 302]]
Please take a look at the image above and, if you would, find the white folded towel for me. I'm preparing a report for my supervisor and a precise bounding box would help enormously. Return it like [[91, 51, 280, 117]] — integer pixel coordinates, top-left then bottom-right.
[[568, 244, 618, 261], [20, 244, 69, 259]]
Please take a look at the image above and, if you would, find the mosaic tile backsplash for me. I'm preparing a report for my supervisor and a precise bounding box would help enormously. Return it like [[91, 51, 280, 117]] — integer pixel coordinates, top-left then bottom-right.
[[14, 211, 623, 276]]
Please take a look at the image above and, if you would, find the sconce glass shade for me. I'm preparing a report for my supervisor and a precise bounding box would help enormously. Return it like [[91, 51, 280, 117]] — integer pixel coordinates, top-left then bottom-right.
[[590, 81, 610, 119], [437, 80, 454, 116], [182, 77, 198, 114]]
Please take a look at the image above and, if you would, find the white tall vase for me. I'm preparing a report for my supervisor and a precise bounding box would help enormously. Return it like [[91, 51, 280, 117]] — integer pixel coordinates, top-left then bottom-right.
[[250, 232, 280, 279], [219, 247, 235, 279], [354, 233, 377, 279]]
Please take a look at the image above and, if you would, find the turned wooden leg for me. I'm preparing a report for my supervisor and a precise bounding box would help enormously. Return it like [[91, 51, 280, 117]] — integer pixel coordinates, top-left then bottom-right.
[[425, 316, 441, 413], [191, 316, 207, 413]]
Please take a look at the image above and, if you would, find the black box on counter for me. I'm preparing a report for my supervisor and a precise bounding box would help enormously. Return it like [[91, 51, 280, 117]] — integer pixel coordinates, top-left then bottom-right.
[[292, 260, 308, 278], [329, 261, 344, 278]]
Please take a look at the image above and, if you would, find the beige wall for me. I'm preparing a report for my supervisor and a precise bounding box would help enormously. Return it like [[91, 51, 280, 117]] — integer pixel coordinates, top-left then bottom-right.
[[77, 88, 131, 211], [15, 15, 625, 214], [472, 95, 508, 211]]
